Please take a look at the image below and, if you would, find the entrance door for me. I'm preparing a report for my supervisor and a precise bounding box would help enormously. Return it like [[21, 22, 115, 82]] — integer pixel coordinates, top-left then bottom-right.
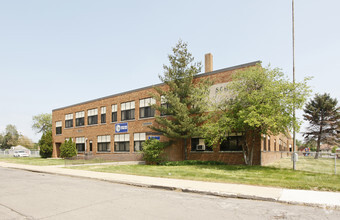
[[56, 143, 61, 157], [89, 141, 93, 152]]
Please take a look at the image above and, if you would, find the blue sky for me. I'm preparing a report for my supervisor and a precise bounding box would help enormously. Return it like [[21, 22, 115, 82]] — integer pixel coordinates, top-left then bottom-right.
[[0, 0, 339, 142]]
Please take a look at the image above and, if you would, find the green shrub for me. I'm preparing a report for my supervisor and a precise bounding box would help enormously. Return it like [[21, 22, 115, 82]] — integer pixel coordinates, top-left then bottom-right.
[[332, 146, 337, 154], [39, 131, 53, 158], [60, 138, 77, 158], [160, 160, 226, 166], [141, 139, 168, 165]]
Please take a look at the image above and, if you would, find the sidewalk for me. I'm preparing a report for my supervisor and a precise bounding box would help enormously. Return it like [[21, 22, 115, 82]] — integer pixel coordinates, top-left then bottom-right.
[[1, 161, 339, 209]]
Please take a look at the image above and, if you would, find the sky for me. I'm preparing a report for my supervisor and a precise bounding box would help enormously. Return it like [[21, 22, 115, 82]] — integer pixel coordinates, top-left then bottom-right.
[[0, 0, 339, 142]]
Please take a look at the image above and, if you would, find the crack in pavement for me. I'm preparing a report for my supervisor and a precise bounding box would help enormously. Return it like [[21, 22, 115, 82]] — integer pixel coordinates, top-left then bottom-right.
[[0, 202, 33, 219]]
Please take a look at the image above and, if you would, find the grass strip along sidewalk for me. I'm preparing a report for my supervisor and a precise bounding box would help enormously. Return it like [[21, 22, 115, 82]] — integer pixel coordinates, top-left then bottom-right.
[[68, 160, 340, 192], [1, 157, 339, 192]]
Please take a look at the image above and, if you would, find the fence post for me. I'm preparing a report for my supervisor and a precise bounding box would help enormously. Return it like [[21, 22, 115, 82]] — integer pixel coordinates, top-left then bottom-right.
[[335, 154, 337, 175]]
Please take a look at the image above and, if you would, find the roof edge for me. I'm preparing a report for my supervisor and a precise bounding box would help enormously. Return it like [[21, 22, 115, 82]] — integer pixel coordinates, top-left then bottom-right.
[[52, 60, 261, 112]]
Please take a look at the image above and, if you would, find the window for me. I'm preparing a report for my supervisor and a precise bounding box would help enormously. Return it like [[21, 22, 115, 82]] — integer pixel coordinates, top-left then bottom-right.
[[220, 133, 244, 151], [263, 135, 267, 151], [101, 107, 106, 124], [65, 114, 73, 128], [76, 137, 85, 152], [121, 101, 135, 121], [87, 109, 98, 125], [268, 136, 271, 151], [75, 111, 85, 127], [134, 133, 146, 151], [56, 121, 62, 135], [191, 138, 213, 151], [279, 139, 282, 151], [161, 96, 171, 116], [139, 98, 155, 118], [111, 104, 117, 122], [274, 139, 277, 151], [114, 134, 130, 152], [97, 135, 111, 152]]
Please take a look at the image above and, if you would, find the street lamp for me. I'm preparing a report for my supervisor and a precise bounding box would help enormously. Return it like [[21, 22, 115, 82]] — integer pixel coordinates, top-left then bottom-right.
[[292, 0, 297, 170]]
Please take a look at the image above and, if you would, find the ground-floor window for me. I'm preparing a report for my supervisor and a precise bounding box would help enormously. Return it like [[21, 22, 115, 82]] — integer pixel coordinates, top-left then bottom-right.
[[114, 134, 130, 152], [76, 137, 85, 152], [98, 142, 110, 152], [97, 135, 111, 152], [220, 133, 244, 151], [191, 138, 213, 151], [134, 133, 146, 151]]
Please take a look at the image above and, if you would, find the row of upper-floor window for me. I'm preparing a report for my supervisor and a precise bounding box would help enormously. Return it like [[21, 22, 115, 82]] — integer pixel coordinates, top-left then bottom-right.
[[56, 97, 170, 131]]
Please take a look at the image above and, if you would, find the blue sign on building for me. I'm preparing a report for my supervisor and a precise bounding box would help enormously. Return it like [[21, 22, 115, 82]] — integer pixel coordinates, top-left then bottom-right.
[[148, 136, 160, 140], [115, 123, 128, 133]]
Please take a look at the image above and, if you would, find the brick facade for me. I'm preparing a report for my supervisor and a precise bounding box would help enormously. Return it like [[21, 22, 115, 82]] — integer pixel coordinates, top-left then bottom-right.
[[52, 60, 291, 165]]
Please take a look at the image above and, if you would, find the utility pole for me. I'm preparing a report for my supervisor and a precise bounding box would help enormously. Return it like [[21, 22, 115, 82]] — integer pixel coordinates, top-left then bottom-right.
[[292, 0, 296, 170]]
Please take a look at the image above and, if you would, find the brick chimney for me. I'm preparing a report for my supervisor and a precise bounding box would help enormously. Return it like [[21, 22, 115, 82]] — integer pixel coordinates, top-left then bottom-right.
[[205, 53, 213, 73]]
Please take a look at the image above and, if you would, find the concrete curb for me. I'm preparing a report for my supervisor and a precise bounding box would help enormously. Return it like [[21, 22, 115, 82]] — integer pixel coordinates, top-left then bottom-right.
[[1, 162, 340, 210]]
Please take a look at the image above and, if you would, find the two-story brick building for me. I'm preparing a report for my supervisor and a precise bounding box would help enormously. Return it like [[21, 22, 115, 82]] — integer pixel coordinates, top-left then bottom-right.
[[52, 54, 291, 165]]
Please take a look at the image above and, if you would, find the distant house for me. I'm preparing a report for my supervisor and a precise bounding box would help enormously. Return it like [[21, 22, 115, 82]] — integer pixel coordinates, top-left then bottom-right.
[[9, 145, 31, 155], [320, 144, 333, 153]]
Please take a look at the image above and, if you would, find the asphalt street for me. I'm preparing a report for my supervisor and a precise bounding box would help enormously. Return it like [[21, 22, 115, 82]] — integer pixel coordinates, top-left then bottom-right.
[[0, 167, 339, 220]]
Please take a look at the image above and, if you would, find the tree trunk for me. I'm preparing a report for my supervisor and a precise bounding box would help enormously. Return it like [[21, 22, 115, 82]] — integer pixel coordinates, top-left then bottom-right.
[[315, 126, 322, 159]]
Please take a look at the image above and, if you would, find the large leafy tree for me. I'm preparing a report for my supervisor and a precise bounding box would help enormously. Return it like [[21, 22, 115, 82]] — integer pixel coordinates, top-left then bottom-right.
[[151, 40, 211, 160], [32, 113, 52, 134], [32, 113, 53, 157], [0, 124, 19, 149], [204, 64, 310, 165], [303, 93, 340, 159]]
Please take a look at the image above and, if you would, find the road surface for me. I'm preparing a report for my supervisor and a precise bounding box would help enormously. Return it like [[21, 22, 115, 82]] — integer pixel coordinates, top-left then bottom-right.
[[0, 167, 339, 219]]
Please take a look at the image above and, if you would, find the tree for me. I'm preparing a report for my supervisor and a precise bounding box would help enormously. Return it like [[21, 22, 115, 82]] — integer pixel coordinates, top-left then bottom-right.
[[150, 40, 211, 160], [1, 124, 19, 149], [60, 138, 77, 158], [303, 93, 340, 159], [32, 113, 52, 134], [204, 64, 310, 165], [39, 131, 53, 158], [17, 135, 35, 149]]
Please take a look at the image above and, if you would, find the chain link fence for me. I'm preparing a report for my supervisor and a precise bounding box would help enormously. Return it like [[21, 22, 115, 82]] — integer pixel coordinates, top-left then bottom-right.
[[268, 151, 339, 175], [0, 149, 40, 157]]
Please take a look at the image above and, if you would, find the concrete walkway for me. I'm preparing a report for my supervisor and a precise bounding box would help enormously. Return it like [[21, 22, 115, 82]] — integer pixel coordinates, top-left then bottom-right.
[[1, 161, 339, 209]]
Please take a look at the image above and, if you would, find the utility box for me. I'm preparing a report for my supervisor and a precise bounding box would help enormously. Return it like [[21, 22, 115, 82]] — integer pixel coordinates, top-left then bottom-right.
[[291, 153, 299, 162]]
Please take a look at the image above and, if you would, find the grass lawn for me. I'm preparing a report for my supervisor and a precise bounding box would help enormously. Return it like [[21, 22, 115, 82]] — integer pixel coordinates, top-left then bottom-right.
[[68, 162, 340, 192], [0, 157, 65, 166], [266, 156, 339, 175]]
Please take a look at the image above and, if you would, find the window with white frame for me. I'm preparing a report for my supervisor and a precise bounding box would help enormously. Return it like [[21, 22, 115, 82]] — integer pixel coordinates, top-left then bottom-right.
[[161, 96, 171, 116], [111, 104, 117, 122], [101, 107, 106, 124], [56, 121, 62, 135], [121, 101, 135, 121], [139, 98, 155, 119], [65, 114, 73, 128], [134, 133, 146, 151], [97, 135, 111, 152], [114, 134, 130, 152], [75, 111, 85, 127], [76, 137, 85, 152], [87, 109, 98, 125]]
